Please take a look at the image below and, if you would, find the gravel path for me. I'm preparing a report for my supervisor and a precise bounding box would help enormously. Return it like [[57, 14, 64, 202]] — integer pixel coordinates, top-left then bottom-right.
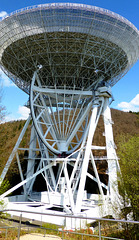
[[19, 233, 62, 240]]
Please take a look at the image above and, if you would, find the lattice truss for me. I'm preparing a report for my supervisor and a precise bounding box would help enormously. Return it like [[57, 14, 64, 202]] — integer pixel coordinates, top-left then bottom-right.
[[30, 71, 92, 154], [0, 3, 139, 94], [1, 32, 128, 92], [0, 79, 119, 214]]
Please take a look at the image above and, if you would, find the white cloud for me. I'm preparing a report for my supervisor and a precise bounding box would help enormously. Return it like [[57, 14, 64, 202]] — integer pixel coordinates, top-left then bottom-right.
[[0, 11, 8, 18], [117, 94, 139, 112], [0, 69, 16, 87], [4, 114, 17, 123], [1, 106, 30, 123], [130, 94, 139, 106], [18, 106, 30, 120]]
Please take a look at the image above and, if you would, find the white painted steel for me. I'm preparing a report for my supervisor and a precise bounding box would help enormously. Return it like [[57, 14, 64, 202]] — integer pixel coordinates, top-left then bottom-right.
[[90, 152, 104, 197], [75, 104, 98, 213], [0, 86, 120, 225], [16, 152, 26, 195], [102, 98, 119, 203], [26, 125, 37, 192], [30, 71, 91, 155], [0, 162, 55, 199], [0, 115, 31, 185], [0, 3, 138, 93]]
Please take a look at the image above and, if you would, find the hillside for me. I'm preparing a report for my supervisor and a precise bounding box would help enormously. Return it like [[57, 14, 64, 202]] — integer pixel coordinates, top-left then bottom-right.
[[0, 108, 139, 189]]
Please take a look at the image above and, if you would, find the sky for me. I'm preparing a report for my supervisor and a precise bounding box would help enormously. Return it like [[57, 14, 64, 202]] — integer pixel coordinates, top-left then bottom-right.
[[0, 0, 139, 121]]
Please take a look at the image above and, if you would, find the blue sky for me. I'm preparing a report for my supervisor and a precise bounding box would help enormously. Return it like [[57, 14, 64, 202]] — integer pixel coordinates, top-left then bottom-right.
[[0, 0, 139, 121]]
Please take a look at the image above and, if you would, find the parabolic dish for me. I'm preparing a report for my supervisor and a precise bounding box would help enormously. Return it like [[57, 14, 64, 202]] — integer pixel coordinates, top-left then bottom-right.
[[0, 3, 139, 93]]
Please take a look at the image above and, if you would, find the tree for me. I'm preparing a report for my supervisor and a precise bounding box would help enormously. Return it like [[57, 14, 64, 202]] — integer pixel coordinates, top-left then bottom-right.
[[0, 80, 6, 122], [117, 134, 139, 239]]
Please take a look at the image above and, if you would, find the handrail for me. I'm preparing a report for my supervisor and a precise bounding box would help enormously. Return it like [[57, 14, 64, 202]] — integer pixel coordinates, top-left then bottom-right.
[[1, 209, 139, 225], [0, 209, 138, 240]]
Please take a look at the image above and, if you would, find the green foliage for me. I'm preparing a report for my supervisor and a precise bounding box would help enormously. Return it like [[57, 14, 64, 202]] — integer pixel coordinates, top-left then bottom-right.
[[0, 119, 28, 176], [0, 227, 26, 240], [117, 135, 139, 220], [117, 135, 139, 239], [42, 222, 60, 230], [0, 178, 10, 213], [0, 178, 10, 195], [129, 111, 139, 115], [18, 122, 22, 130]]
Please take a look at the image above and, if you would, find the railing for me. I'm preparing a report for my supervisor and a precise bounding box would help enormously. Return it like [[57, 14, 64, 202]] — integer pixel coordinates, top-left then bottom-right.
[[0, 209, 139, 239], [1, 2, 138, 33]]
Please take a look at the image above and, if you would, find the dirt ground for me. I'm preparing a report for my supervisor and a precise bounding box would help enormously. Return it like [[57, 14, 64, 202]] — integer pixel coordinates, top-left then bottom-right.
[[19, 233, 62, 239]]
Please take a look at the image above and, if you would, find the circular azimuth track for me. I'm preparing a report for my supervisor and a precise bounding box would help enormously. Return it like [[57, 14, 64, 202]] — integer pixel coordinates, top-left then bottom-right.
[[30, 71, 92, 155]]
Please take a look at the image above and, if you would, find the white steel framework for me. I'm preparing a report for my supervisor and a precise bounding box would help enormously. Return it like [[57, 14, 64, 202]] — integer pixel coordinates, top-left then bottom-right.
[[0, 77, 119, 219], [0, 2, 139, 228]]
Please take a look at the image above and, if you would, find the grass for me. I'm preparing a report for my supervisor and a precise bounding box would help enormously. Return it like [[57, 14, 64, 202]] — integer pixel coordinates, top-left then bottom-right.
[[0, 228, 27, 239], [0, 218, 138, 240], [0, 219, 100, 240]]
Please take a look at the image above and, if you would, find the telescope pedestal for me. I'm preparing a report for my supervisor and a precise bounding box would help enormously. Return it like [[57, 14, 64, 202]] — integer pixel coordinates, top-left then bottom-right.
[[0, 86, 119, 228]]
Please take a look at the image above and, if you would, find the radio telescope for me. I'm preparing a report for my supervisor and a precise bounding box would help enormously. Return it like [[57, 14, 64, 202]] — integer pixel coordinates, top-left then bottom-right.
[[0, 3, 139, 228]]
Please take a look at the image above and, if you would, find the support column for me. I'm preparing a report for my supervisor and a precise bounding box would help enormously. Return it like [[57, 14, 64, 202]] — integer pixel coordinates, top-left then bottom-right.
[[26, 124, 37, 194], [102, 97, 119, 204], [0, 115, 31, 185], [75, 103, 98, 213]]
